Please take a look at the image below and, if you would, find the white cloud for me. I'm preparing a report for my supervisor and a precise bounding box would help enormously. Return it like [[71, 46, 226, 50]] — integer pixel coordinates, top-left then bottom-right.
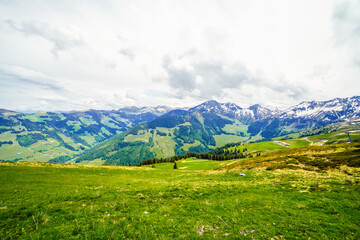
[[5, 19, 84, 58], [0, 0, 359, 111], [0, 64, 65, 91]]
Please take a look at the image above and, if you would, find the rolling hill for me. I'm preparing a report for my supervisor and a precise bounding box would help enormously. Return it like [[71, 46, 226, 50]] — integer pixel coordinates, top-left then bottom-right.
[[0, 106, 172, 162], [77, 96, 360, 165]]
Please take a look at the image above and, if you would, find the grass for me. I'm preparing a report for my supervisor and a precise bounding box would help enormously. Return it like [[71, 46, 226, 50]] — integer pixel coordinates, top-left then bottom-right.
[[228, 129, 360, 157], [246, 141, 288, 152], [22, 113, 50, 123], [152, 135, 176, 157], [80, 134, 97, 146], [66, 121, 82, 132], [284, 138, 311, 148], [1, 145, 359, 239], [225, 142, 360, 172], [181, 140, 201, 151], [142, 158, 233, 171], [0, 139, 77, 162], [100, 116, 123, 129], [79, 158, 106, 166], [213, 134, 245, 147], [239, 138, 311, 153], [0, 131, 17, 142], [79, 117, 97, 126], [222, 120, 249, 135], [124, 133, 152, 143], [308, 132, 360, 144]]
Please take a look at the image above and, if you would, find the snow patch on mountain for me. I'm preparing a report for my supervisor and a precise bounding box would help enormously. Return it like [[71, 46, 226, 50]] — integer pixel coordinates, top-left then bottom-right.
[[279, 96, 360, 121], [189, 100, 276, 121], [188, 96, 360, 123], [118, 105, 174, 116]]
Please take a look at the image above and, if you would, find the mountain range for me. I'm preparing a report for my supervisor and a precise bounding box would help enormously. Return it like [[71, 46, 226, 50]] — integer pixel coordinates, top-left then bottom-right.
[[0, 96, 359, 164], [76, 96, 360, 165]]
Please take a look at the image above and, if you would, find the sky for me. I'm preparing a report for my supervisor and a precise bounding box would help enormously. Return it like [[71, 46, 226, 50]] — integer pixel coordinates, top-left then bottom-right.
[[0, 0, 359, 112]]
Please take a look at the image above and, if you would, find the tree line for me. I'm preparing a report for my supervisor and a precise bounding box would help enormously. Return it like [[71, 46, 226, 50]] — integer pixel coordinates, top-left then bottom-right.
[[138, 148, 254, 166]]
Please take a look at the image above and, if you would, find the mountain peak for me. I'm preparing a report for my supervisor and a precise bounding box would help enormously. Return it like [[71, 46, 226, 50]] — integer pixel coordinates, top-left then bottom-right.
[[202, 100, 220, 106], [189, 100, 221, 112], [249, 104, 261, 110], [280, 96, 360, 120], [117, 106, 173, 116]]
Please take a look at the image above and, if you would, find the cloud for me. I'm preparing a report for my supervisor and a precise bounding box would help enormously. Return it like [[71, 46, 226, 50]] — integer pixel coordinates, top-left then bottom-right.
[[161, 54, 306, 101], [162, 56, 196, 93], [194, 61, 250, 96], [0, 64, 72, 112], [161, 55, 251, 98], [333, 0, 360, 66], [5, 19, 83, 58], [0, 64, 65, 91], [0, 1, 357, 111], [333, 1, 360, 43], [119, 48, 135, 61]]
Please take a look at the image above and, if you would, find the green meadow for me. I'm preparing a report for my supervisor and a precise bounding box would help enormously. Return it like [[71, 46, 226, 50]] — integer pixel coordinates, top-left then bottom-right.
[[1, 142, 359, 239]]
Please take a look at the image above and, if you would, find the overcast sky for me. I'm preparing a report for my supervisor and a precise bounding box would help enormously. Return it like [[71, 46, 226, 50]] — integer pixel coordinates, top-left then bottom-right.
[[0, 0, 359, 112]]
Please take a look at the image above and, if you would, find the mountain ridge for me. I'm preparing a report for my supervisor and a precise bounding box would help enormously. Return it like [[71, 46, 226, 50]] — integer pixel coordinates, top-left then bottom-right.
[[76, 96, 360, 165], [1, 95, 360, 164], [3, 95, 359, 122]]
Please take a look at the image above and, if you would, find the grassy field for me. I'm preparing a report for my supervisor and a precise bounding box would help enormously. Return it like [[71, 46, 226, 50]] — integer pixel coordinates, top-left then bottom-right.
[[0, 138, 78, 163], [221, 127, 360, 157], [222, 120, 249, 135], [143, 158, 234, 171], [213, 134, 245, 147], [1, 143, 359, 239]]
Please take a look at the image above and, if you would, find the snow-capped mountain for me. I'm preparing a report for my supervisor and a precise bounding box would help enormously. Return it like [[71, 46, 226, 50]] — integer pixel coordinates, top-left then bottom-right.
[[117, 105, 174, 116], [279, 96, 360, 122], [188, 100, 277, 122], [188, 96, 360, 124]]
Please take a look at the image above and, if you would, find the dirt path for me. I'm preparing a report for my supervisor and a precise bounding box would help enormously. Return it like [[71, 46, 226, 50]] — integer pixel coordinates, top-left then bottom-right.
[[273, 141, 290, 147], [303, 137, 313, 146], [303, 137, 328, 146], [225, 159, 241, 166]]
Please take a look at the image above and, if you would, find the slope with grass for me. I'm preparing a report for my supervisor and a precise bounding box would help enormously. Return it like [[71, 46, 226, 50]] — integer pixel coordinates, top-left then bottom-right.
[[212, 119, 360, 158], [76, 110, 252, 165], [1, 142, 360, 239], [0, 107, 170, 163], [223, 142, 360, 172]]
